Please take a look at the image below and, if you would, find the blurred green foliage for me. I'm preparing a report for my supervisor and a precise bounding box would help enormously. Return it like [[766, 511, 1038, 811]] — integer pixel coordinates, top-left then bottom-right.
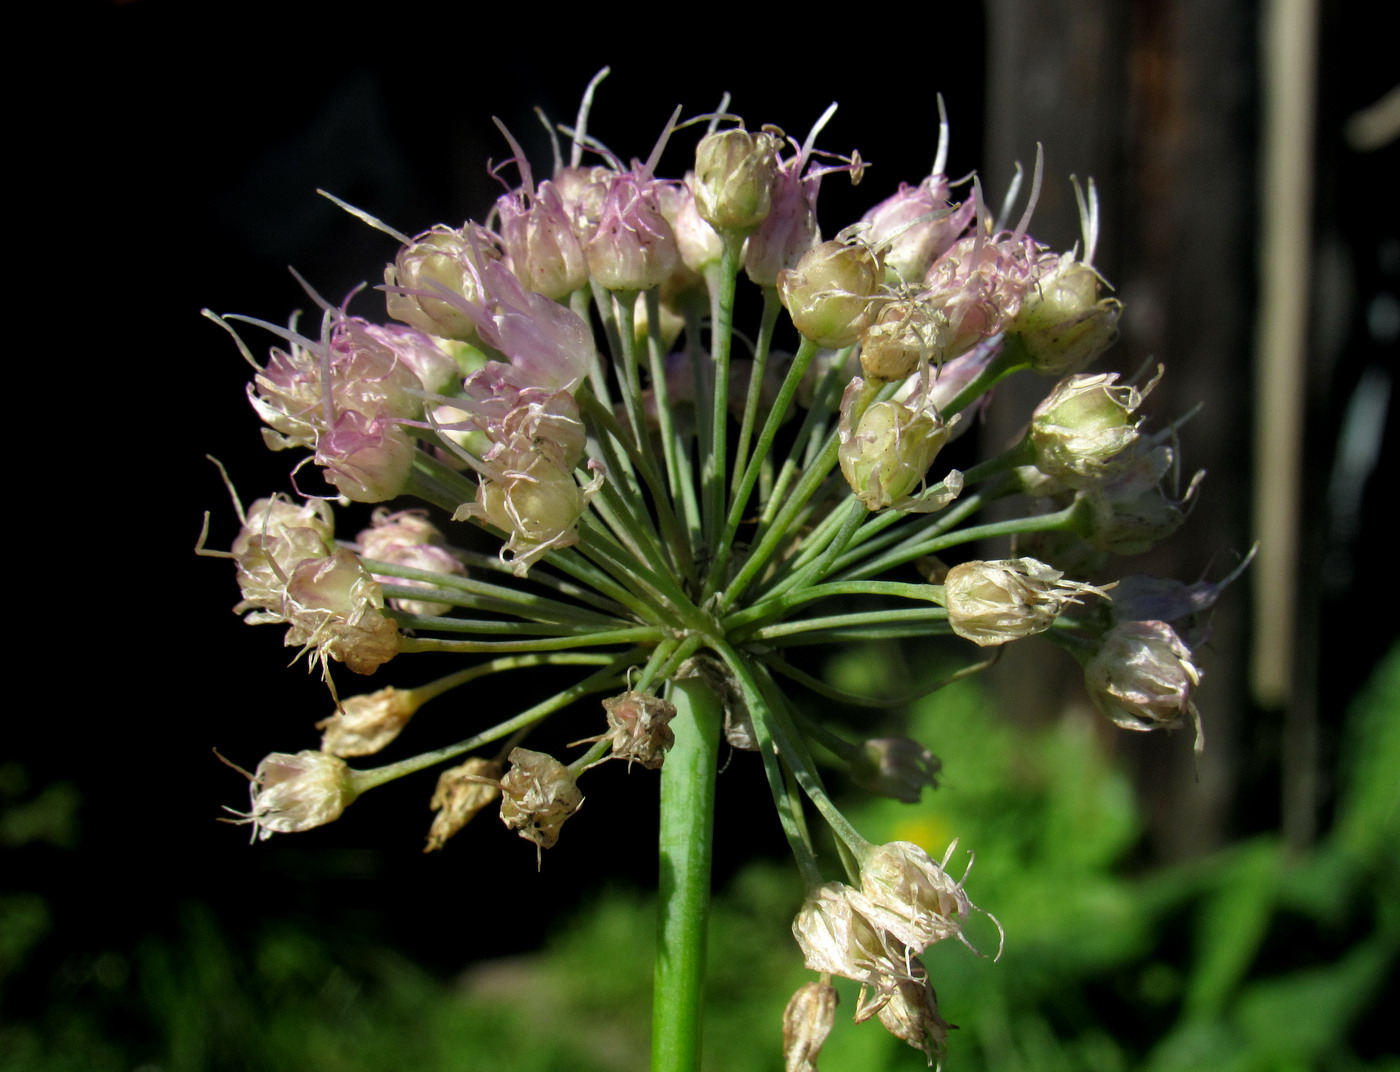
[[2, 646, 1394, 1071]]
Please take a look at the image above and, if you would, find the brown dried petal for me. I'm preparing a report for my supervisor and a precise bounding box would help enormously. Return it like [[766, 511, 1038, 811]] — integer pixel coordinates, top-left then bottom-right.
[[425, 758, 503, 852], [498, 748, 583, 852]]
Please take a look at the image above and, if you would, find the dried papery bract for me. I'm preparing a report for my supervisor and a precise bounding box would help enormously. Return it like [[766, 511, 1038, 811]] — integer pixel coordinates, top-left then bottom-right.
[[498, 748, 583, 859], [425, 757, 505, 852], [578, 691, 678, 770], [857, 841, 980, 953], [783, 981, 838, 1072], [874, 975, 954, 1067], [793, 883, 916, 987], [316, 686, 421, 757]]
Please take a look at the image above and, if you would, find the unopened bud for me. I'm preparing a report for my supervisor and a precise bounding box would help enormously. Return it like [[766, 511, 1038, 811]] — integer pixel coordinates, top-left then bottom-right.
[[693, 127, 782, 234], [1010, 253, 1121, 375], [943, 557, 1109, 646], [783, 981, 839, 1072], [851, 738, 942, 803], [1085, 619, 1203, 752], [778, 238, 883, 348], [1031, 370, 1155, 485], [838, 391, 954, 512], [425, 757, 504, 852], [385, 224, 500, 341], [316, 686, 421, 757], [499, 748, 583, 855]]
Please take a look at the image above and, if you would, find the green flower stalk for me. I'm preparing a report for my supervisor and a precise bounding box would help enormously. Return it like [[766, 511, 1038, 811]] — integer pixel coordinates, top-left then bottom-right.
[[200, 73, 1238, 1070]]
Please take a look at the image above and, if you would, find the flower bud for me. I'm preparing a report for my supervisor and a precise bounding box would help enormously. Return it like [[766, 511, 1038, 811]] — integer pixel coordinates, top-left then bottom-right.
[[498, 747, 583, 855], [1010, 253, 1121, 375], [425, 757, 504, 852], [315, 411, 416, 503], [360, 322, 464, 395], [863, 177, 975, 284], [458, 456, 601, 577], [783, 981, 838, 1072], [693, 127, 782, 234], [943, 557, 1109, 646], [385, 224, 501, 341], [316, 686, 421, 757], [1085, 619, 1203, 751], [497, 180, 589, 300], [657, 178, 723, 278], [585, 178, 678, 291], [241, 750, 358, 840], [1030, 370, 1154, 486], [923, 233, 1047, 361], [358, 509, 466, 617], [778, 238, 883, 348], [232, 497, 335, 618], [850, 737, 942, 803], [838, 390, 954, 511]]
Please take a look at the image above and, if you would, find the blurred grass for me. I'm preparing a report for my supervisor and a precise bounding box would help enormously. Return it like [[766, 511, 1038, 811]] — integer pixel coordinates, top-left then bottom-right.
[[2, 645, 1395, 1071]]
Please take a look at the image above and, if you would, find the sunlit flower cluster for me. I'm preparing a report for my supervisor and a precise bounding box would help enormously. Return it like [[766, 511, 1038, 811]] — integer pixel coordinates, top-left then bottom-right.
[[201, 71, 1242, 1067]]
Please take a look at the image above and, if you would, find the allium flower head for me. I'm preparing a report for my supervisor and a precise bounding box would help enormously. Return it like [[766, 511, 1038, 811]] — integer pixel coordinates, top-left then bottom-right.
[[282, 549, 400, 675], [1010, 251, 1121, 376], [357, 509, 465, 617], [779, 235, 883, 348], [850, 737, 942, 804], [587, 690, 678, 770], [316, 686, 421, 757], [385, 223, 502, 341], [838, 389, 959, 512], [872, 975, 954, 1066], [1082, 443, 1202, 555]]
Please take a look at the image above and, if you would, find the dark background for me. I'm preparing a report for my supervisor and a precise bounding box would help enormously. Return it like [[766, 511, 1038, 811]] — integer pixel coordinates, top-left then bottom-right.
[[9, 0, 1395, 1062]]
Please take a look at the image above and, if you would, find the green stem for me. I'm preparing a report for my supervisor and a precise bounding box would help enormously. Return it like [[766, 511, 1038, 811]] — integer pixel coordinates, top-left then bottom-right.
[[652, 674, 722, 1072], [701, 235, 743, 549]]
